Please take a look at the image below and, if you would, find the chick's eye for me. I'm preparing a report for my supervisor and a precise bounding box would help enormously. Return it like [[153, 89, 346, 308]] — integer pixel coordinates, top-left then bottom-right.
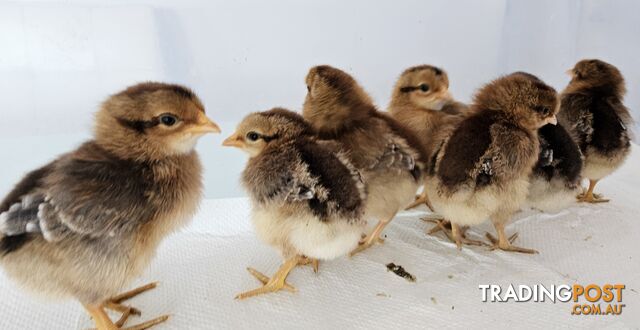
[[307, 85, 311, 92], [419, 84, 430, 92], [535, 106, 550, 116], [246, 132, 260, 141], [160, 114, 178, 126]]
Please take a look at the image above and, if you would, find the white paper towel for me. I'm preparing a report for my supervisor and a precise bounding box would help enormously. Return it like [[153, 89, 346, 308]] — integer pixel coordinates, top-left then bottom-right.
[[0, 147, 638, 329]]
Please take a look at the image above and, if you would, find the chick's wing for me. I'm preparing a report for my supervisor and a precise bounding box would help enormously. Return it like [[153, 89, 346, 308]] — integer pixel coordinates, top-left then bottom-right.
[[1, 146, 158, 242]]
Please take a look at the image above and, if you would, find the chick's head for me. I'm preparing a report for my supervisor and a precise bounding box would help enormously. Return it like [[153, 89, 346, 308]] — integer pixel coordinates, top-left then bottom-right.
[[568, 59, 625, 95], [96, 82, 220, 160], [474, 72, 559, 130], [392, 65, 452, 110], [303, 65, 373, 133], [223, 108, 312, 157]]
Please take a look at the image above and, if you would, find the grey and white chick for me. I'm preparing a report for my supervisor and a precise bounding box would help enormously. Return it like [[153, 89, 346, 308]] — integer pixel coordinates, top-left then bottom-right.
[[558, 59, 633, 203], [0, 82, 220, 329], [303, 65, 428, 256], [223, 108, 366, 299], [426, 72, 559, 253]]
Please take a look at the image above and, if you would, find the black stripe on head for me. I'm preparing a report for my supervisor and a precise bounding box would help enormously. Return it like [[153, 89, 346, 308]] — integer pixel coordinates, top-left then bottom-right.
[[117, 117, 160, 134], [400, 86, 419, 93], [260, 133, 280, 142]]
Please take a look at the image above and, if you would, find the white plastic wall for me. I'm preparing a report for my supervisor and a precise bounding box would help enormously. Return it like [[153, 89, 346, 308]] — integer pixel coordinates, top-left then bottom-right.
[[0, 0, 637, 198]]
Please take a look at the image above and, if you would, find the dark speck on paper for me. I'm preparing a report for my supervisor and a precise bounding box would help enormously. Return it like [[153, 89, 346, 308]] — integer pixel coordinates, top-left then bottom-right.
[[386, 263, 416, 282]]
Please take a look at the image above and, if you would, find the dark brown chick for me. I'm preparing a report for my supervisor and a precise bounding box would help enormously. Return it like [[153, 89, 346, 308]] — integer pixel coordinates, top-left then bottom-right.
[[303, 65, 428, 256], [425, 72, 559, 253], [510, 72, 584, 213], [389, 64, 468, 211], [0, 82, 220, 330], [223, 108, 366, 299], [559, 59, 633, 203]]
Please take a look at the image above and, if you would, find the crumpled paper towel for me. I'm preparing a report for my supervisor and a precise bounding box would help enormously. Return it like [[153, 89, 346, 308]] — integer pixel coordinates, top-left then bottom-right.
[[0, 147, 638, 329]]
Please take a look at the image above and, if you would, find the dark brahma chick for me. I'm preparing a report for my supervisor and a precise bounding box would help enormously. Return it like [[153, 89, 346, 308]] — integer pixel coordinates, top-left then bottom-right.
[[0, 82, 220, 329], [389, 64, 469, 211], [511, 72, 584, 213], [223, 108, 366, 299], [303, 65, 427, 256], [425, 73, 559, 254], [558, 59, 633, 203]]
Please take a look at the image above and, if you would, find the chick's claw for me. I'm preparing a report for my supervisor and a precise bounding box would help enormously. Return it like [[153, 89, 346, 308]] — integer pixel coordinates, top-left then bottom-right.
[[299, 257, 320, 273]]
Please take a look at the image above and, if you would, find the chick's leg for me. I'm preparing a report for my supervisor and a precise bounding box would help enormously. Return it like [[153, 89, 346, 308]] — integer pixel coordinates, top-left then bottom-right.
[[486, 217, 538, 254], [577, 179, 609, 203], [349, 214, 394, 256], [235, 255, 304, 300]]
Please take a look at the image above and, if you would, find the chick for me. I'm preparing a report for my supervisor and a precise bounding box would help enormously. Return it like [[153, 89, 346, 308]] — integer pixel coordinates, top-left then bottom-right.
[[223, 108, 366, 299], [558, 59, 633, 203], [303, 65, 427, 255], [0, 82, 220, 329], [389, 65, 468, 211], [425, 72, 559, 253], [511, 73, 584, 212]]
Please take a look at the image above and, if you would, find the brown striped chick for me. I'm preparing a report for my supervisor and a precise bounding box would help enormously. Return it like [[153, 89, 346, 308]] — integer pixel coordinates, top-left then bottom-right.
[[426, 73, 558, 254], [512, 72, 584, 213], [303, 65, 428, 256], [389, 64, 468, 212], [559, 59, 633, 203], [0, 82, 220, 330], [223, 108, 366, 299]]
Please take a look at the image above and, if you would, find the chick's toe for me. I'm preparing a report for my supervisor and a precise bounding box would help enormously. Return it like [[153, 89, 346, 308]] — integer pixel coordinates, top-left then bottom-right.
[[235, 256, 306, 300]]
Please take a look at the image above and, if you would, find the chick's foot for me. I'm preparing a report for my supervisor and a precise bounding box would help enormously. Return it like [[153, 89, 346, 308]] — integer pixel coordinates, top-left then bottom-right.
[[405, 191, 435, 211], [349, 219, 391, 256], [426, 219, 485, 248], [577, 179, 609, 203], [85, 298, 169, 330], [450, 223, 486, 249], [577, 192, 609, 203], [235, 256, 304, 300], [485, 231, 538, 254], [102, 282, 166, 328]]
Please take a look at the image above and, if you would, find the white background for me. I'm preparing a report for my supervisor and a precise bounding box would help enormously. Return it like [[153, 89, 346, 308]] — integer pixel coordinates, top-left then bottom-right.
[[0, 0, 638, 198]]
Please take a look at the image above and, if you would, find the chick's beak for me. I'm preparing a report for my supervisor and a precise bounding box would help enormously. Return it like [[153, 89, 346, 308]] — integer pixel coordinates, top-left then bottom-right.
[[187, 114, 221, 135], [565, 69, 574, 76], [222, 133, 245, 148], [546, 115, 558, 126]]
